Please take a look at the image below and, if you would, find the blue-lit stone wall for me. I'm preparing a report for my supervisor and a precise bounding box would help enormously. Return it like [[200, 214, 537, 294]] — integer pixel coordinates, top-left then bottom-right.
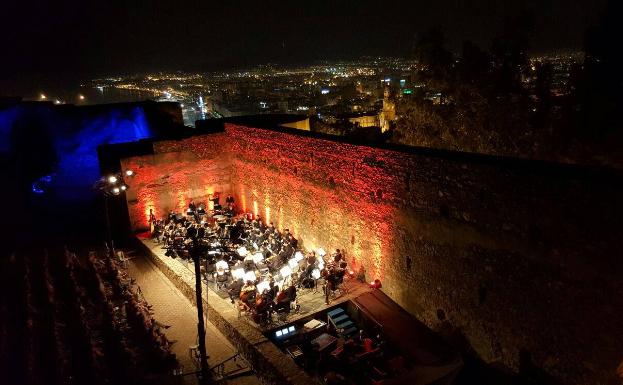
[[1, 103, 154, 201]]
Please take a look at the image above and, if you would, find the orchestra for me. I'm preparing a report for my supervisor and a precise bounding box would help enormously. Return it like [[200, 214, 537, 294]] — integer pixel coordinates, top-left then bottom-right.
[[150, 194, 352, 325]]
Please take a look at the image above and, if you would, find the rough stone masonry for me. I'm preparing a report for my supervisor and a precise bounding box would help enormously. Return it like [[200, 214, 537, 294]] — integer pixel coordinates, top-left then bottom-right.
[[122, 123, 623, 385]]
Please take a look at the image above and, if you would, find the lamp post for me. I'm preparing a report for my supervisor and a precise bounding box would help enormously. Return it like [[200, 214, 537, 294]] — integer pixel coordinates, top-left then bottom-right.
[[94, 169, 135, 257], [165, 230, 210, 384], [191, 236, 209, 384]]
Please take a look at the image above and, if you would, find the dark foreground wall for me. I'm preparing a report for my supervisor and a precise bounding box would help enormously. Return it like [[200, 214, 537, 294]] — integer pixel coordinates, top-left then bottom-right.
[[122, 123, 623, 385]]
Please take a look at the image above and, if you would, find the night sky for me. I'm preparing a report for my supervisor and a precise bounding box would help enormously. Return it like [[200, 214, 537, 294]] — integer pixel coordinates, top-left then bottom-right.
[[0, 0, 608, 95]]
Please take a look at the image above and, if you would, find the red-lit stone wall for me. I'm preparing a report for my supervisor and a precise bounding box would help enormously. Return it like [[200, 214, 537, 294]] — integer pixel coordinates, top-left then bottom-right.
[[122, 124, 623, 385], [121, 133, 231, 230]]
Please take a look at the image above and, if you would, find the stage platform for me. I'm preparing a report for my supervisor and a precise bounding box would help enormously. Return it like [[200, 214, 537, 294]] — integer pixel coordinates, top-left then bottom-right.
[[136, 234, 372, 333]]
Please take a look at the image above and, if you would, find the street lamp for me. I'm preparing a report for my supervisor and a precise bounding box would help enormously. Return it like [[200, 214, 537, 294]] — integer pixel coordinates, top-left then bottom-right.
[[164, 231, 210, 384], [94, 170, 135, 257]]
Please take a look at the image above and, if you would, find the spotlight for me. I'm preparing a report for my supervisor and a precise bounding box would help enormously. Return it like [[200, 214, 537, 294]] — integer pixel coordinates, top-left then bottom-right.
[[120, 185, 127, 191], [125, 170, 134, 176], [78, 94, 85, 101], [108, 175, 118, 184], [40, 93, 46, 100], [112, 187, 120, 195]]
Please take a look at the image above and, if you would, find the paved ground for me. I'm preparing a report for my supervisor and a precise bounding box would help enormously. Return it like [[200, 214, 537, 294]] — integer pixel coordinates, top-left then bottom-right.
[[126, 254, 262, 385]]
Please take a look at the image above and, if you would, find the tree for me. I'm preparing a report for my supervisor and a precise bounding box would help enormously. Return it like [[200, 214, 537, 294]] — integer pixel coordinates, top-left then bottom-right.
[[489, 11, 534, 94], [413, 27, 454, 89], [581, 0, 623, 137]]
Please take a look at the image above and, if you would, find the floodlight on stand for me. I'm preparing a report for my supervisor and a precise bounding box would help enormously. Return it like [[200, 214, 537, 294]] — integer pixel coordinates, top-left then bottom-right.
[[244, 270, 257, 283], [288, 258, 298, 269], [280, 265, 292, 278], [312, 269, 321, 279], [294, 251, 304, 262], [317, 248, 326, 257], [108, 175, 118, 184]]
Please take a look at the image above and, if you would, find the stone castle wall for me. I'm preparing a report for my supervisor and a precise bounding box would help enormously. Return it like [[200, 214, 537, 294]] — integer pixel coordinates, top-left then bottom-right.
[[123, 123, 623, 384]]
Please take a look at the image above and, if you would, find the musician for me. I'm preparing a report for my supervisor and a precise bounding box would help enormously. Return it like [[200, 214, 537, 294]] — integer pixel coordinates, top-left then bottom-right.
[[288, 234, 298, 249], [332, 249, 343, 264], [227, 278, 243, 304], [225, 194, 235, 206], [186, 223, 198, 238], [224, 204, 235, 217], [324, 273, 334, 305], [211, 193, 221, 210], [168, 211, 177, 223], [267, 280, 279, 302], [240, 281, 257, 305], [306, 252, 317, 266]]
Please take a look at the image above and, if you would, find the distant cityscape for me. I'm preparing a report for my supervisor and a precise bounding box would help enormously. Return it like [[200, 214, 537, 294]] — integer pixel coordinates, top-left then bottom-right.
[[29, 53, 584, 129]]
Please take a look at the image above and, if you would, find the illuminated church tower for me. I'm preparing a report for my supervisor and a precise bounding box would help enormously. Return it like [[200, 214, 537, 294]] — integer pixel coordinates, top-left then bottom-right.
[[379, 86, 395, 133]]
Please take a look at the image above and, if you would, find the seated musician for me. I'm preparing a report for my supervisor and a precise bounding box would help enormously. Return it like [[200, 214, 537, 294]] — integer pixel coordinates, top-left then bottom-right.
[[240, 281, 256, 305], [224, 204, 234, 216], [254, 291, 270, 322], [333, 249, 343, 264], [288, 234, 298, 249], [267, 280, 279, 302], [274, 288, 290, 311], [225, 194, 235, 206], [227, 278, 243, 304], [306, 251, 316, 266], [285, 284, 298, 310]]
